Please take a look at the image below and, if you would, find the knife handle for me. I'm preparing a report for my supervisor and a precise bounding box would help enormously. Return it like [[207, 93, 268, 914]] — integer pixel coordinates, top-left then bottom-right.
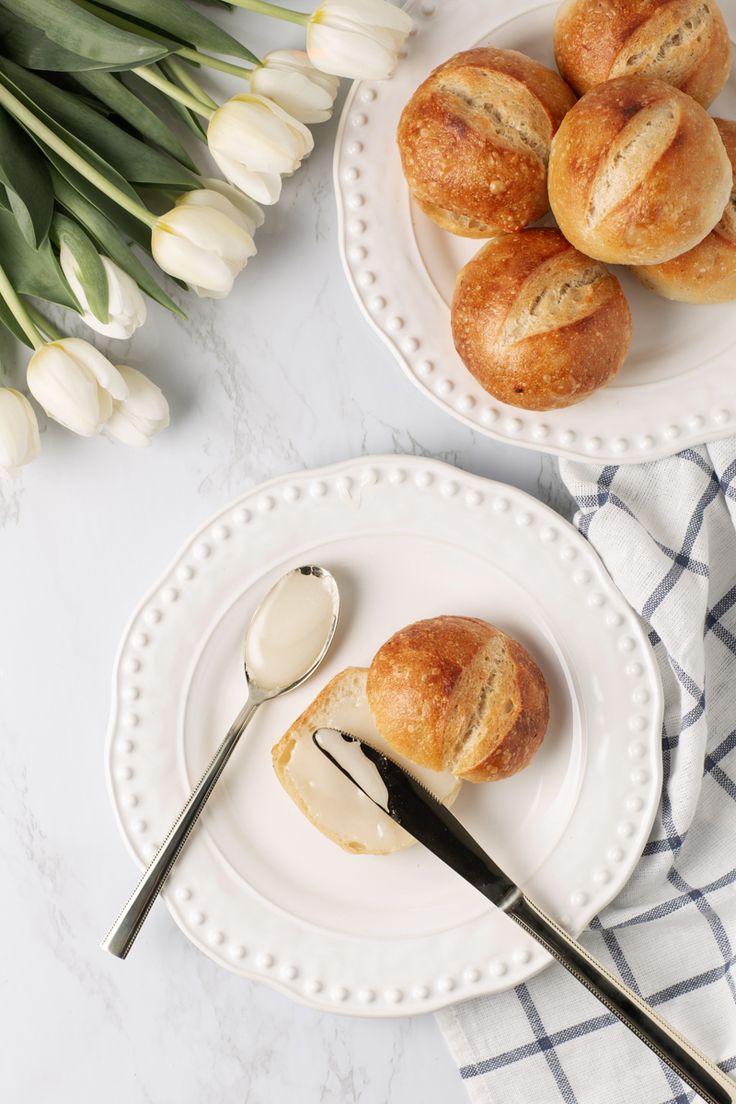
[[506, 895, 736, 1104]]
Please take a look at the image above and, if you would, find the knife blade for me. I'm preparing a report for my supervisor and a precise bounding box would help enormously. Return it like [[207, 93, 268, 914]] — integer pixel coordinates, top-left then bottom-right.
[[312, 727, 736, 1104]]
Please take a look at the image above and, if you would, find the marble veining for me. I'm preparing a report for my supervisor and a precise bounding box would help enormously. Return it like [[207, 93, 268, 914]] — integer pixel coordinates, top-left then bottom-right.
[[0, 16, 569, 1100]]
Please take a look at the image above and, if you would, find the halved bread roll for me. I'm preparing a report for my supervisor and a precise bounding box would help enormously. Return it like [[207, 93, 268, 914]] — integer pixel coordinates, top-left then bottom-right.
[[367, 617, 549, 783], [272, 667, 461, 855]]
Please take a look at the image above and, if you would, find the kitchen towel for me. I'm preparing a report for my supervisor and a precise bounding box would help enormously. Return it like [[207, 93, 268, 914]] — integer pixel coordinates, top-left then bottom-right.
[[437, 442, 736, 1104]]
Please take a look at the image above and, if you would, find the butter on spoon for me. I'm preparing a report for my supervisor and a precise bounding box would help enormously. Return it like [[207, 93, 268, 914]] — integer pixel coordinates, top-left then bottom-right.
[[102, 565, 339, 959]]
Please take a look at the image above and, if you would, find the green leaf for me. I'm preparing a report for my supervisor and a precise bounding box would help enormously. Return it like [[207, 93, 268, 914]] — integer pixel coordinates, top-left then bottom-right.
[[0, 0, 170, 70], [0, 108, 53, 247], [0, 63, 146, 212], [0, 296, 32, 347], [0, 207, 78, 310], [141, 65, 208, 140], [51, 211, 109, 322], [72, 70, 198, 172], [0, 61, 198, 190], [93, 0, 259, 63], [51, 169, 186, 318]]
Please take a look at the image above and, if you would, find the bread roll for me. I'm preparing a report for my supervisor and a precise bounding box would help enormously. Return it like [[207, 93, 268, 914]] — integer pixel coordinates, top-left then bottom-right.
[[548, 76, 733, 265], [272, 667, 460, 855], [396, 47, 576, 237], [367, 617, 549, 783], [632, 118, 736, 302], [554, 0, 731, 108], [451, 229, 631, 410]]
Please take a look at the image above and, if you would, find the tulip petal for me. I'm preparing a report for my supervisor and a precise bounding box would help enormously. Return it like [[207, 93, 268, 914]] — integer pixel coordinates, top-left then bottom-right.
[[251, 65, 336, 124], [177, 187, 263, 239], [0, 389, 40, 470], [308, 21, 399, 79], [210, 150, 283, 205], [27, 343, 108, 436], [58, 337, 128, 401]]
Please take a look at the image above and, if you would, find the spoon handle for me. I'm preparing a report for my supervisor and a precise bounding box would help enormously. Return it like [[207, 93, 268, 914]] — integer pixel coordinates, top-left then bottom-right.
[[102, 697, 259, 959], [507, 895, 736, 1104]]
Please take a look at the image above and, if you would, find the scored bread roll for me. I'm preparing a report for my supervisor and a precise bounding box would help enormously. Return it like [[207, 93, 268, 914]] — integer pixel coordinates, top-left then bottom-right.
[[631, 118, 736, 303], [451, 229, 631, 410], [548, 76, 733, 265], [554, 0, 732, 108], [272, 667, 460, 855], [396, 47, 576, 237], [367, 617, 549, 783]]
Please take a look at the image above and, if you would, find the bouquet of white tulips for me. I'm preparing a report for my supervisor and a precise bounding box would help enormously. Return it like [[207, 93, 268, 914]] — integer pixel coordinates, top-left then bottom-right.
[[0, 0, 412, 472]]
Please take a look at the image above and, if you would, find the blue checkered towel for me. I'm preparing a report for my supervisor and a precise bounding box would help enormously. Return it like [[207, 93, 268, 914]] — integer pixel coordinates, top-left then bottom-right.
[[437, 443, 736, 1104]]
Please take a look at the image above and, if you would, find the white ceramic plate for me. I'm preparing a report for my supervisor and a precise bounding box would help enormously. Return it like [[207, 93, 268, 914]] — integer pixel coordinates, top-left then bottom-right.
[[106, 456, 662, 1015], [334, 0, 736, 464]]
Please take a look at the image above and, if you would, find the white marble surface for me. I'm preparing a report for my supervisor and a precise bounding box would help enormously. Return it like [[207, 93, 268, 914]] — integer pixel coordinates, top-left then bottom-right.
[[0, 22, 571, 1101]]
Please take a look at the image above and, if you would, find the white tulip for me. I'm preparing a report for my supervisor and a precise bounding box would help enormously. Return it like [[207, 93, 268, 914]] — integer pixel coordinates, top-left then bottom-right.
[[176, 181, 264, 239], [250, 49, 340, 124], [207, 93, 314, 205], [27, 338, 126, 437], [152, 203, 256, 298], [60, 244, 146, 340], [307, 0, 413, 80], [0, 388, 40, 471], [105, 366, 169, 448]]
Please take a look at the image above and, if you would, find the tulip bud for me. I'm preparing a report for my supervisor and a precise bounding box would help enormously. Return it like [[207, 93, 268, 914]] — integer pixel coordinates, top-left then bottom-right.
[[307, 0, 413, 80], [0, 388, 40, 471], [27, 338, 127, 437], [59, 244, 147, 340], [208, 94, 314, 205], [250, 49, 340, 124], [105, 366, 169, 448], [152, 203, 256, 298], [177, 181, 264, 239]]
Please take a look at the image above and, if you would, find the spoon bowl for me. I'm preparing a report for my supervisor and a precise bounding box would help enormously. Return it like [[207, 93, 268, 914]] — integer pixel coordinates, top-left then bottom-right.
[[245, 565, 340, 701], [102, 564, 340, 958]]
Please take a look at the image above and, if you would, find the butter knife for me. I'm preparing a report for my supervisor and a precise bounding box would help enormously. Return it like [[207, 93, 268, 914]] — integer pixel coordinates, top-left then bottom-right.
[[312, 728, 735, 1104]]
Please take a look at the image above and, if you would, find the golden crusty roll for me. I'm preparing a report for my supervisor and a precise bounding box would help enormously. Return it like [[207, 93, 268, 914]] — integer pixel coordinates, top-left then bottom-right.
[[396, 47, 576, 237], [451, 229, 631, 410], [366, 617, 549, 783], [631, 118, 736, 303], [548, 76, 733, 265], [554, 0, 732, 108]]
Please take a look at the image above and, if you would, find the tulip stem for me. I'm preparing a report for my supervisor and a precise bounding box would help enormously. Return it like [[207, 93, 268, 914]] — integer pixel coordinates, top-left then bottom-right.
[[227, 0, 309, 27], [25, 303, 65, 343], [164, 57, 219, 111], [134, 67, 215, 119], [0, 81, 157, 231], [179, 50, 256, 80], [0, 266, 45, 351]]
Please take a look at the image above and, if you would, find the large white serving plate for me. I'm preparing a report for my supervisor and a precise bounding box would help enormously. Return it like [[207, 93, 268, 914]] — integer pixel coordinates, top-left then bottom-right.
[[106, 456, 662, 1015], [334, 0, 736, 464]]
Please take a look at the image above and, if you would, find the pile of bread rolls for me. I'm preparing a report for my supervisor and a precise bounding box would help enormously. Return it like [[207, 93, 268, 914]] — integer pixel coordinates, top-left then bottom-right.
[[396, 0, 735, 412], [273, 616, 549, 854]]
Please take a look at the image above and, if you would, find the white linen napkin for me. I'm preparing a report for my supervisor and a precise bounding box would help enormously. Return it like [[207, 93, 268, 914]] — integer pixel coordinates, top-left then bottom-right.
[[436, 442, 736, 1104]]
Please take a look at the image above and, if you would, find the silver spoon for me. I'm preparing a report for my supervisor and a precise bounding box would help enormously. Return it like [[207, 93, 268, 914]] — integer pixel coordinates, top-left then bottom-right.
[[102, 565, 340, 959]]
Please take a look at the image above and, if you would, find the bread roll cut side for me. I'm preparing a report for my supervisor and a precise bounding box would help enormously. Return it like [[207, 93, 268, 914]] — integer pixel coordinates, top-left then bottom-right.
[[272, 667, 461, 855]]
